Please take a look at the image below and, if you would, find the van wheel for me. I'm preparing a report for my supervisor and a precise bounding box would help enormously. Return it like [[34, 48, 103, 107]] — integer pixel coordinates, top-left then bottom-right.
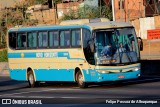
[[28, 71, 39, 88], [76, 70, 88, 88]]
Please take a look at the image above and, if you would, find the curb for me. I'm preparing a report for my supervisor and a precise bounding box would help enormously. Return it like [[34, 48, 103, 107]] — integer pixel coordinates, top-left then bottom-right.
[[0, 62, 9, 76]]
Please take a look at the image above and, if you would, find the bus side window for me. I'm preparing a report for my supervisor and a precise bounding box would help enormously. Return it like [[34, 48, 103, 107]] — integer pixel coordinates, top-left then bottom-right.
[[9, 33, 16, 49], [17, 33, 26, 49], [65, 31, 70, 46], [71, 29, 81, 47], [49, 31, 59, 47], [27, 32, 37, 48], [38, 32, 48, 48], [60, 30, 70, 47]]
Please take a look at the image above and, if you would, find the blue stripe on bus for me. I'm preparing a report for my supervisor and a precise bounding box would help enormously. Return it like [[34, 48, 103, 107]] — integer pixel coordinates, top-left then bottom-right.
[[9, 69, 27, 80], [9, 69, 90, 81], [8, 25, 91, 32], [34, 69, 75, 81], [8, 52, 85, 60], [9, 68, 140, 82]]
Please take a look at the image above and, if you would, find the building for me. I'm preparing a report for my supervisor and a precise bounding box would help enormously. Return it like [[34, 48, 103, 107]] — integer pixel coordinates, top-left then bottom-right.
[[144, 0, 160, 17], [113, 0, 145, 22], [104, 0, 160, 22]]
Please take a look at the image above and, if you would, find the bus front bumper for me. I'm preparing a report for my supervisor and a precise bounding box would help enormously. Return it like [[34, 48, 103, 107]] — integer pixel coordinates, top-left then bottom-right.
[[92, 70, 140, 82]]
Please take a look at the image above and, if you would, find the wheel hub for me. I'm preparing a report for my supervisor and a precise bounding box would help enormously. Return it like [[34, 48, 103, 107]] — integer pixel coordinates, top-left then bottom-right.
[[29, 74, 34, 85], [78, 74, 84, 85]]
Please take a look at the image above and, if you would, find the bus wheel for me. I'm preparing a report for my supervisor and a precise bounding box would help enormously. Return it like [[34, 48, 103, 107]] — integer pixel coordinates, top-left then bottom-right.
[[28, 71, 39, 88], [76, 70, 88, 88]]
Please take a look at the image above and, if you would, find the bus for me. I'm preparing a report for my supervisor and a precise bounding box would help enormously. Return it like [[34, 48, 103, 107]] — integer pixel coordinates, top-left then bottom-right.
[[8, 18, 143, 88]]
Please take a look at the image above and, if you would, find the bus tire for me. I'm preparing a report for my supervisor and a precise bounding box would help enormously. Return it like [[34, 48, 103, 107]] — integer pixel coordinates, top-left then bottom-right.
[[27, 70, 39, 88], [76, 70, 88, 88]]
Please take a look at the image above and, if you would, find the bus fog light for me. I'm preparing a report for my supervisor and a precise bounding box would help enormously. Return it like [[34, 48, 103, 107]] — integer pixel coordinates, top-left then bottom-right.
[[98, 76, 101, 79], [137, 74, 140, 76]]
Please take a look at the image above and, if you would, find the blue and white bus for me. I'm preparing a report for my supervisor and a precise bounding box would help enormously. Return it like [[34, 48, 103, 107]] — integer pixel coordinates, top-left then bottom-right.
[[8, 18, 143, 88]]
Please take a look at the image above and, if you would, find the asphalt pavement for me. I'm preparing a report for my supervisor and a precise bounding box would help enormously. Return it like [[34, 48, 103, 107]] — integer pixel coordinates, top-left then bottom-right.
[[0, 76, 160, 107]]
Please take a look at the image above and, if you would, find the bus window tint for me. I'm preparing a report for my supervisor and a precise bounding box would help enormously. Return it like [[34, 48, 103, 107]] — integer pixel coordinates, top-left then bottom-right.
[[71, 30, 81, 47], [49, 31, 59, 47], [38, 32, 48, 47], [82, 29, 91, 48], [28, 32, 37, 48], [9, 33, 16, 49], [82, 29, 95, 65], [17, 33, 26, 49], [60, 30, 70, 47]]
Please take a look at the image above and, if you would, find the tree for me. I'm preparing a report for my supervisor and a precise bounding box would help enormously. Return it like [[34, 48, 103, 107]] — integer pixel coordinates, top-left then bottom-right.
[[60, 5, 112, 21], [0, 0, 39, 49], [35, 0, 47, 4]]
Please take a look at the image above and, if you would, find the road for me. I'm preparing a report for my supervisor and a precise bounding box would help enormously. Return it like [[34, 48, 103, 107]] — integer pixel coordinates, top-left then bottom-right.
[[0, 76, 160, 107]]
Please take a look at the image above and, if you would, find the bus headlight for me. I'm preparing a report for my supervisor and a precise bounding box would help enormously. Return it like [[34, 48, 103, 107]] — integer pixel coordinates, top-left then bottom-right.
[[134, 67, 140, 71]]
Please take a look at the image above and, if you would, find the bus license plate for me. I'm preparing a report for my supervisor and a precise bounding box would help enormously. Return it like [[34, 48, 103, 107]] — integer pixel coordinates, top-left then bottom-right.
[[118, 75, 125, 79]]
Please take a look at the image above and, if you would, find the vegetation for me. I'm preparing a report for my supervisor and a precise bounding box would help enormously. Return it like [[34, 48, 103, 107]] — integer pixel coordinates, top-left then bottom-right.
[[0, 0, 112, 49], [61, 5, 112, 21], [0, 1, 39, 49], [0, 49, 8, 62]]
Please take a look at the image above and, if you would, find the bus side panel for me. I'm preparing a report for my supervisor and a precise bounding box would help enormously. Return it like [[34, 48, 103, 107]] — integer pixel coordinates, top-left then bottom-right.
[[9, 69, 27, 81], [34, 69, 75, 81], [89, 69, 99, 82], [81, 69, 91, 82]]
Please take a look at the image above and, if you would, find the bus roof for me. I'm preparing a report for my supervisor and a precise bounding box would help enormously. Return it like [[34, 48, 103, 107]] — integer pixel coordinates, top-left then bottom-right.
[[8, 19, 133, 33]]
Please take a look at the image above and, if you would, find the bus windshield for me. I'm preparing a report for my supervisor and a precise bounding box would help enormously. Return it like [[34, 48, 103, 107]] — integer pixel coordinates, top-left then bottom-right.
[[95, 27, 140, 65]]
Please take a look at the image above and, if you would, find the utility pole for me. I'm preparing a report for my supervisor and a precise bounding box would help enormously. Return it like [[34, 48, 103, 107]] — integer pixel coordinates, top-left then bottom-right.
[[112, 0, 115, 21], [100, 0, 102, 17], [120, 0, 123, 21], [127, 0, 129, 22], [139, 2, 141, 18], [53, 0, 56, 25]]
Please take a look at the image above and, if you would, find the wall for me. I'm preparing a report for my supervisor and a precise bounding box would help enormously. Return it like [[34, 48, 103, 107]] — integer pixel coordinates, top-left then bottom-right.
[[29, 9, 58, 25], [114, 0, 145, 22], [132, 16, 159, 39], [57, 2, 80, 18], [29, 2, 80, 24], [154, 16, 160, 28], [139, 17, 155, 39]]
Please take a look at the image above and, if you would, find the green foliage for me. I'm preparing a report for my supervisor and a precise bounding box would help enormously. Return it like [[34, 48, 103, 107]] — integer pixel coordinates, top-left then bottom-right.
[[0, 49, 8, 62], [61, 5, 112, 21], [53, 0, 62, 4], [35, 0, 47, 4], [0, 9, 25, 49], [0, 1, 39, 49], [30, 0, 61, 5]]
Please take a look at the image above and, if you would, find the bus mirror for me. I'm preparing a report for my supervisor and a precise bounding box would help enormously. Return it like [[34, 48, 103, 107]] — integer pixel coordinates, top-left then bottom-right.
[[137, 37, 143, 51]]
